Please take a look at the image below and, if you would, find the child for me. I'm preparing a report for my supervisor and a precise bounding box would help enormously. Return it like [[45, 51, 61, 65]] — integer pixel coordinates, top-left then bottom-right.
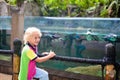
[[18, 27, 56, 80]]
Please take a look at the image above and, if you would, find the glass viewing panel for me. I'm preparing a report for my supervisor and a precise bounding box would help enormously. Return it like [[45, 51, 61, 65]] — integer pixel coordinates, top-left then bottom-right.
[[24, 17, 120, 70], [0, 16, 11, 49], [25, 17, 120, 58], [1, 16, 120, 71]]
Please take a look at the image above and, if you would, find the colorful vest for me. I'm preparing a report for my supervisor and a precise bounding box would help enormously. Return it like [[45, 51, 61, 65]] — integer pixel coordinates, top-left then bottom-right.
[[18, 43, 38, 80]]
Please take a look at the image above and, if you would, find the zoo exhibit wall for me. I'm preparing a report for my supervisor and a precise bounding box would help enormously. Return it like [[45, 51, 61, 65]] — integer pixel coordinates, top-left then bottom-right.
[[0, 16, 120, 71]]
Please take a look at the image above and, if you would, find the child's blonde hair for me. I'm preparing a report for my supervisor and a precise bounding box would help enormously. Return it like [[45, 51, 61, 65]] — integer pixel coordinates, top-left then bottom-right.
[[23, 27, 42, 44]]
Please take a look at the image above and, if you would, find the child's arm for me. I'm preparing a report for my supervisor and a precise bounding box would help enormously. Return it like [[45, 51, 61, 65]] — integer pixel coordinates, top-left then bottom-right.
[[35, 51, 56, 63]]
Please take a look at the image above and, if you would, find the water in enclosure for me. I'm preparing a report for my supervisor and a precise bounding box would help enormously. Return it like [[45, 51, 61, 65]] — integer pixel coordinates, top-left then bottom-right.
[[0, 16, 120, 70]]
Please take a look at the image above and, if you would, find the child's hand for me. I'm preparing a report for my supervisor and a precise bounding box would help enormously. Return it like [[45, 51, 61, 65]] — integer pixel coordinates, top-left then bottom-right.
[[48, 50, 56, 58]]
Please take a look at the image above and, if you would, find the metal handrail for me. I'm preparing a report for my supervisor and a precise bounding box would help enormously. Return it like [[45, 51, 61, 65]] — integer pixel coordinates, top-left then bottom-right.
[[0, 50, 13, 54]]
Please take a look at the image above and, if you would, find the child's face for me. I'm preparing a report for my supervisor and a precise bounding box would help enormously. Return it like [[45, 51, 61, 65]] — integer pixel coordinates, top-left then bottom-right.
[[28, 32, 41, 46]]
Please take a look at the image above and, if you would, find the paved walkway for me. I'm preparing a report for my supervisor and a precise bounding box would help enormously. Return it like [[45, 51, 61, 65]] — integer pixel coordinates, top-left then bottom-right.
[[0, 73, 12, 80]]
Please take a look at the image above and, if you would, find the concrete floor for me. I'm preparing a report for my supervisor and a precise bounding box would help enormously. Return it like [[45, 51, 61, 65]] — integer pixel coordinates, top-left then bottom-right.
[[0, 73, 12, 80]]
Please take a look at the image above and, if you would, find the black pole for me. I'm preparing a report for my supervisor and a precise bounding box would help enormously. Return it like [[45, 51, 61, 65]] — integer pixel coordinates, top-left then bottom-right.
[[103, 43, 116, 64], [13, 38, 22, 56]]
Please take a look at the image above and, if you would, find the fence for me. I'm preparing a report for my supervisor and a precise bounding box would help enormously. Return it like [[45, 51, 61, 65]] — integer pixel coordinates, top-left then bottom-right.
[[0, 39, 120, 80], [0, 50, 13, 74]]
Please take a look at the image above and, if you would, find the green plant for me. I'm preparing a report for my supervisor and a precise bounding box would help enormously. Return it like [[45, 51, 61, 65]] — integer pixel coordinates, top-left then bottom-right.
[[5, 0, 119, 17], [65, 65, 102, 77]]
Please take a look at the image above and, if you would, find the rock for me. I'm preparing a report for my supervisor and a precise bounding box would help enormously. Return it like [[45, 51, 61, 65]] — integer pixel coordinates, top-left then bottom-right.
[[0, 1, 8, 16]]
